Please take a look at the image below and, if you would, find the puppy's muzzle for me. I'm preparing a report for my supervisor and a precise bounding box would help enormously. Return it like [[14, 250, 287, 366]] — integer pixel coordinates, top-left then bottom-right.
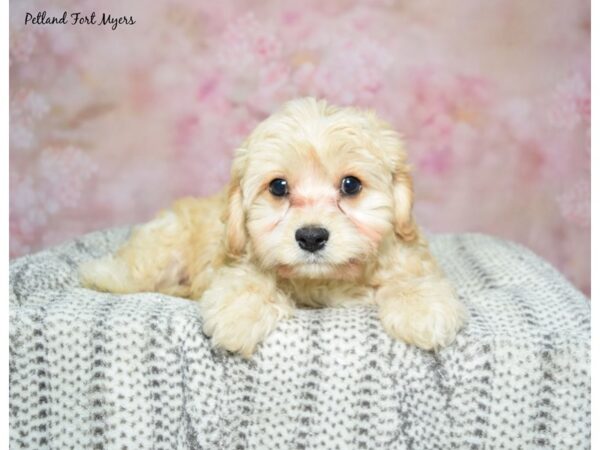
[[295, 226, 329, 253]]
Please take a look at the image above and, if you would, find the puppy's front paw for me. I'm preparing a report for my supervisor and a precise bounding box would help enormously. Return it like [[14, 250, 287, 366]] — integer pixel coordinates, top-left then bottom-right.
[[199, 283, 293, 358], [378, 278, 467, 351]]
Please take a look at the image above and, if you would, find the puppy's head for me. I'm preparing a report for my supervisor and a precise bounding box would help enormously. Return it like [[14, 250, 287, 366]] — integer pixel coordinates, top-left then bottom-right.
[[224, 98, 417, 280]]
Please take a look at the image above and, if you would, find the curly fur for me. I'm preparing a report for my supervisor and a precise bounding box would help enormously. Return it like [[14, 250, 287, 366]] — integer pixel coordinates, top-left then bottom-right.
[[80, 98, 467, 357]]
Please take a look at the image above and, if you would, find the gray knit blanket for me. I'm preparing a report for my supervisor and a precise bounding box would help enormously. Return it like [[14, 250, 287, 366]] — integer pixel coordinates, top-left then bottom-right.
[[9, 228, 590, 449]]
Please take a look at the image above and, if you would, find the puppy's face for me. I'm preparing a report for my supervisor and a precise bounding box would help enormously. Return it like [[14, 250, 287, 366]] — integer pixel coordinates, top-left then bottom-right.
[[224, 98, 416, 280]]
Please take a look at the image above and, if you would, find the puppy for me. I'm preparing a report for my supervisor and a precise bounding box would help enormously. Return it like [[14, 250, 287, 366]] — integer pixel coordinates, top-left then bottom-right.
[[80, 98, 467, 357]]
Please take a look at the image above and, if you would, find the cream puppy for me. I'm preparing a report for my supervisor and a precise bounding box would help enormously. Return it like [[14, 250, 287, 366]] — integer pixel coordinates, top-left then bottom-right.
[[80, 98, 467, 357]]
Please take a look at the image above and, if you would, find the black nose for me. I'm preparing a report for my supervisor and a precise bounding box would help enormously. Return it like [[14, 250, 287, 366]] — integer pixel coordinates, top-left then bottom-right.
[[295, 226, 329, 253]]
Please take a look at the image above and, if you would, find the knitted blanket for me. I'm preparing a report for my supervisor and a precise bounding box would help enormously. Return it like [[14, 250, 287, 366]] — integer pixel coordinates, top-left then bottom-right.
[[9, 228, 590, 449]]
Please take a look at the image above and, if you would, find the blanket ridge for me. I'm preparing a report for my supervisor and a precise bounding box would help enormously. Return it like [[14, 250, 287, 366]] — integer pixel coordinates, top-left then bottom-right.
[[9, 228, 590, 449]]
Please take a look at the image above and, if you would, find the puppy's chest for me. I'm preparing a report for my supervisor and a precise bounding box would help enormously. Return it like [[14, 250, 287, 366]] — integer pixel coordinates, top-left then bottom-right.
[[279, 279, 376, 308]]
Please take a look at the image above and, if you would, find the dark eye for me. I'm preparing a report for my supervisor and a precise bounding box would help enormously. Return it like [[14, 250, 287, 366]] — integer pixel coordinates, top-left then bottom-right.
[[340, 176, 362, 196], [269, 178, 289, 197]]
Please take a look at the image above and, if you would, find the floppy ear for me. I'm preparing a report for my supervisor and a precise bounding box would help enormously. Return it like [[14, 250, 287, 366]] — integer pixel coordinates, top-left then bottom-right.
[[392, 166, 418, 243], [222, 152, 247, 257], [372, 120, 419, 243]]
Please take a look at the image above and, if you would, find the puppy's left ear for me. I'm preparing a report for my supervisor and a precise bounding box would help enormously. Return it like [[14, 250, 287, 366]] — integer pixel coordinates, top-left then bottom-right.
[[373, 121, 419, 243], [392, 165, 418, 243]]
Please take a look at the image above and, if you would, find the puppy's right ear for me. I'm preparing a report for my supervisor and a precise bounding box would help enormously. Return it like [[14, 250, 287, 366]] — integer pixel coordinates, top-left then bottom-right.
[[222, 152, 247, 257]]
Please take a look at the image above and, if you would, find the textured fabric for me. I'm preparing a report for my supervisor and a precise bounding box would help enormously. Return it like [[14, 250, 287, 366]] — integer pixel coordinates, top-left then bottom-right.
[[9, 228, 590, 449]]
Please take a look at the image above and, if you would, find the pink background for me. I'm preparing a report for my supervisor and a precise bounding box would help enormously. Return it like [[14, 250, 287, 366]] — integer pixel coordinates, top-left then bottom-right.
[[10, 0, 590, 294]]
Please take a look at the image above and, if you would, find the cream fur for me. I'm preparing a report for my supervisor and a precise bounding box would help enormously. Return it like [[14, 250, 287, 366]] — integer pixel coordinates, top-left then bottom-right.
[[80, 97, 467, 356]]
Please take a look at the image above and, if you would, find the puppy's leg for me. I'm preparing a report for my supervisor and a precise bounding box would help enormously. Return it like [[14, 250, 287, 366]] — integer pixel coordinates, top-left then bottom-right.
[[376, 246, 467, 351], [200, 264, 294, 358], [80, 210, 191, 296], [377, 276, 466, 350]]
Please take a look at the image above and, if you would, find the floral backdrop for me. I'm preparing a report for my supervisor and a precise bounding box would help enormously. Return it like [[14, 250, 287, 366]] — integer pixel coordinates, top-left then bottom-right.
[[10, 0, 591, 294]]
